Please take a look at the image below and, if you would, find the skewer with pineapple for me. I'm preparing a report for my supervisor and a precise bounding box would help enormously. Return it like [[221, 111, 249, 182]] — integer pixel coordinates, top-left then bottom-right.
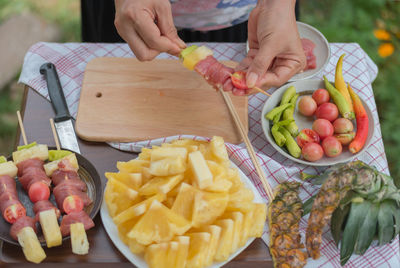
[[0, 159, 46, 263], [13, 112, 63, 249], [48, 118, 94, 255]]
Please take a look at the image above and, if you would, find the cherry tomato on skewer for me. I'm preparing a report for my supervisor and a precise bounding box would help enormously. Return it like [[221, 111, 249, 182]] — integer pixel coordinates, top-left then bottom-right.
[[63, 195, 84, 214], [231, 71, 248, 90], [3, 203, 26, 224], [28, 182, 50, 203]]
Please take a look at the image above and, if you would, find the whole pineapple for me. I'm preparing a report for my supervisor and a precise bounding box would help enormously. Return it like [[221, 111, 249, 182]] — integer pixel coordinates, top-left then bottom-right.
[[305, 161, 400, 265], [269, 182, 307, 268]]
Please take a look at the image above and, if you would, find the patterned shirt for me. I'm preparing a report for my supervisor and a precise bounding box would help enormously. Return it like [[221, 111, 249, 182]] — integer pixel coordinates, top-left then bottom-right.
[[171, 0, 257, 31]]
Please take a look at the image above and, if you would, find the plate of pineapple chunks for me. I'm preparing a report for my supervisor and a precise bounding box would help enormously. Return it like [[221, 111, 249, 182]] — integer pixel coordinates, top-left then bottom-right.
[[100, 136, 267, 268]]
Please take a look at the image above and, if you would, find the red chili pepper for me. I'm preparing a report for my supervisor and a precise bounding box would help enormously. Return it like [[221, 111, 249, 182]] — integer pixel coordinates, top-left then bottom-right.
[[347, 84, 369, 154]]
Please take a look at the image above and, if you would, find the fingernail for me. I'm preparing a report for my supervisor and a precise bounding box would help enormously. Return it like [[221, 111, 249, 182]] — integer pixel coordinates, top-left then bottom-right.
[[246, 72, 258, 88], [176, 38, 186, 49]]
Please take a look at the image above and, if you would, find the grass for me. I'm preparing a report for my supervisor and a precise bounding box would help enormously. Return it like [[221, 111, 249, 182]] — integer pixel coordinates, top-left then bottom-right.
[[0, 0, 399, 177]]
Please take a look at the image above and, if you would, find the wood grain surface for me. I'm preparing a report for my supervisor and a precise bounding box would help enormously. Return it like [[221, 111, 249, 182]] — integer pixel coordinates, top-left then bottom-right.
[[0, 88, 273, 267], [76, 58, 248, 144]]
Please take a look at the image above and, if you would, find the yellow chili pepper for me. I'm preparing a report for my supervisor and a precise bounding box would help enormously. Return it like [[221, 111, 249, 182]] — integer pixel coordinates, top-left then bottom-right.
[[334, 54, 355, 119]]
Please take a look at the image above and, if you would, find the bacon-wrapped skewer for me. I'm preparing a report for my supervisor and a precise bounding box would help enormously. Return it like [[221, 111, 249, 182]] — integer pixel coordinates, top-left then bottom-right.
[[180, 39, 316, 96], [1, 173, 46, 263], [45, 153, 94, 255]]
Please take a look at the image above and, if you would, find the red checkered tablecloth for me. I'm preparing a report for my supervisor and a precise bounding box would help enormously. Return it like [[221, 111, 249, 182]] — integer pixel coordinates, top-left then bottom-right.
[[19, 42, 399, 267]]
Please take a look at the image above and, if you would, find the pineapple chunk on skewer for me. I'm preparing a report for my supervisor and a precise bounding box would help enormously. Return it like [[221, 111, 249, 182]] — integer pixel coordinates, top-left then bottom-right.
[[43, 153, 78, 176], [12, 144, 48, 164], [39, 209, 62, 248], [0, 161, 18, 177], [70, 222, 89, 255], [17, 227, 46, 263]]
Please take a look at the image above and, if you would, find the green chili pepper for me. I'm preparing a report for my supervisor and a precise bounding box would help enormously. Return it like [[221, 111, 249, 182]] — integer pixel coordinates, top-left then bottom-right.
[[17, 141, 37, 151], [280, 127, 301, 158], [0, 156, 7, 164], [323, 76, 353, 119], [265, 103, 292, 121], [271, 124, 286, 147], [273, 86, 297, 123], [282, 94, 299, 136]]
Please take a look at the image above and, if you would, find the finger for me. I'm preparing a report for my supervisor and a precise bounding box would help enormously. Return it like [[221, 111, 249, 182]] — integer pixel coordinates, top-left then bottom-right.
[[134, 12, 181, 55], [257, 57, 303, 87], [246, 43, 276, 88], [124, 27, 159, 61], [235, 55, 253, 71], [155, 2, 186, 49]]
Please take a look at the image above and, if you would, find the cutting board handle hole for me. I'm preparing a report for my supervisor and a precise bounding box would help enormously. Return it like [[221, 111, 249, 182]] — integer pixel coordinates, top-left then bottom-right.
[[96, 92, 102, 98]]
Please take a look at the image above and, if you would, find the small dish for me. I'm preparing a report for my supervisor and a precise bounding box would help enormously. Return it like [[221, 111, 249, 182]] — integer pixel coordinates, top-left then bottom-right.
[[0, 147, 102, 246], [246, 21, 330, 81], [261, 79, 375, 167]]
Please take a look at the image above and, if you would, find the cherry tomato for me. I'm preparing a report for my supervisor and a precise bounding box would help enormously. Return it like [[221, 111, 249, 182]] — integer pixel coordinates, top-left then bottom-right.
[[297, 129, 320, 148], [312, 89, 330, 106], [315, 103, 339, 122], [302, 142, 324, 162], [3, 204, 26, 224], [312, 119, 334, 140], [63, 195, 84, 214], [333, 118, 354, 134], [322, 136, 343, 157], [28, 182, 50, 203], [298, 96, 317, 116], [231, 71, 248, 90]]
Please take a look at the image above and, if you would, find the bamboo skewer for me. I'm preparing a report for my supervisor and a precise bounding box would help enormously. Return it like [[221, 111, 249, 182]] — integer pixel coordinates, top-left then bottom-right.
[[16, 111, 28, 145], [49, 118, 61, 150], [220, 90, 274, 201], [228, 74, 271, 97]]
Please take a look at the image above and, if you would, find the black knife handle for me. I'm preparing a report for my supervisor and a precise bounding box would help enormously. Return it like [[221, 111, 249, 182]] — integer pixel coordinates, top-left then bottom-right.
[[40, 62, 71, 122]]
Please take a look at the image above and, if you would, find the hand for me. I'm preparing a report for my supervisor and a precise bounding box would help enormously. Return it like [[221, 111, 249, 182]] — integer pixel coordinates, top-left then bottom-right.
[[114, 0, 186, 61], [238, 0, 306, 92]]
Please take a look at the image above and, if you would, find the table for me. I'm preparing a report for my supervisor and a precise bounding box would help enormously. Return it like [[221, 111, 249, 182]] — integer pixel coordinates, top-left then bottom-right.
[[0, 87, 273, 267]]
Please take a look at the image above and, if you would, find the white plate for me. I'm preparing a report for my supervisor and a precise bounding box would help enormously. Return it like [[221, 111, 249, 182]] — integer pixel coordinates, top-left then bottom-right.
[[246, 21, 330, 81], [261, 79, 375, 166], [100, 161, 265, 268]]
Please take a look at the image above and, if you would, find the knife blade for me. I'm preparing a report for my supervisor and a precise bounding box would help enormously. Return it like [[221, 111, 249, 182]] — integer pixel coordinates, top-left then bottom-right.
[[40, 62, 81, 154]]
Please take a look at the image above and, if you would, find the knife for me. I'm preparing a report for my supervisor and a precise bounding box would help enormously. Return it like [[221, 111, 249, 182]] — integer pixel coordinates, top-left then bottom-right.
[[40, 63, 81, 154]]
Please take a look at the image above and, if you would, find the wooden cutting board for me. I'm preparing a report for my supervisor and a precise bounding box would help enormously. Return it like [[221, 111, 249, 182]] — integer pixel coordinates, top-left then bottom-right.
[[76, 58, 248, 144]]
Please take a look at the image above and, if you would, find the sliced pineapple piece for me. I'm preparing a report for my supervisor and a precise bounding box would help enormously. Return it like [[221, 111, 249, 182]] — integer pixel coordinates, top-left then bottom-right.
[[116, 217, 140, 245], [214, 219, 234, 262], [128, 200, 191, 245], [239, 204, 255, 246], [70, 222, 89, 255], [0, 161, 18, 177], [192, 191, 228, 228], [43, 153, 78, 176], [13, 144, 48, 164], [182, 45, 213, 70], [128, 237, 145, 254], [249, 203, 267, 238], [149, 157, 186, 176], [226, 168, 245, 193], [186, 232, 211, 268], [226, 199, 255, 213], [17, 227, 46, 264], [222, 211, 244, 253], [171, 183, 198, 221], [39, 209, 62, 248], [138, 147, 152, 160], [139, 174, 184, 196], [188, 151, 213, 189], [112, 193, 165, 225], [105, 172, 142, 190], [174, 236, 190, 268], [164, 196, 175, 208], [108, 178, 139, 200], [104, 179, 140, 217], [117, 159, 150, 173], [193, 225, 222, 266], [207, 136, 230, 167], [145, 242, 169, 268], [166, 241, 179, 267], [229, 187, 255, 203], [151, 147, 188, 162], [141, 167, 153, 183]]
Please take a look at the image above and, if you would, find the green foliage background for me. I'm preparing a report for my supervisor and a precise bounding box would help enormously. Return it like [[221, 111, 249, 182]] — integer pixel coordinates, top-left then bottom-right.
[[0, 0, 399, 178]]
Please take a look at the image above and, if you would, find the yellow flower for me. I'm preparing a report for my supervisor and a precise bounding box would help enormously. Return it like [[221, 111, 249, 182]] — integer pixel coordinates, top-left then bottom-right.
[[378, 43, 394, 58], [374, 29, 391, 41]]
